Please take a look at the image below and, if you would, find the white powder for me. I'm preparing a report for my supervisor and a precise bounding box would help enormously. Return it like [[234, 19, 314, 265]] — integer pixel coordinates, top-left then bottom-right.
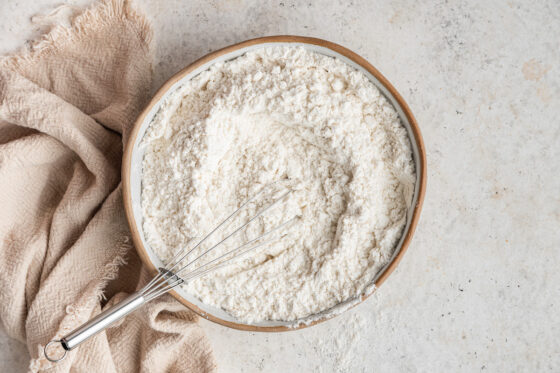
[[141, 46, 415, 323], [313, 312, 367, 373]]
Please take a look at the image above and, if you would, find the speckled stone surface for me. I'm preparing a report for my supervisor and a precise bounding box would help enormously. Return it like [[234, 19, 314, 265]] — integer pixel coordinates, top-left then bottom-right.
[[1, 0, 559, 372]]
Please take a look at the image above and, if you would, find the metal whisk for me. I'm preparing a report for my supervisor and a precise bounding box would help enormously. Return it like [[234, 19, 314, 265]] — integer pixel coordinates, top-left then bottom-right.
[[44, 181, 297, 363]]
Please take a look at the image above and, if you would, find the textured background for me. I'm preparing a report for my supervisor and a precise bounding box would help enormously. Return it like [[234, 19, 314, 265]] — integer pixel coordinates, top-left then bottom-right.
[[1, 0, 559, 371]]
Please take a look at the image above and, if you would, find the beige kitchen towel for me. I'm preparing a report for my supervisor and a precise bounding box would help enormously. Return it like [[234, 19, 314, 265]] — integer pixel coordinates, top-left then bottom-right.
[[0, 0, 216, 372]]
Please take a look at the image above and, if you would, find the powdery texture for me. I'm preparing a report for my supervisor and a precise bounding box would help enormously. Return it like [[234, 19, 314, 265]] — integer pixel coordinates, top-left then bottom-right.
[[141, 46, 415, 323], [313, 312, 367, 373]]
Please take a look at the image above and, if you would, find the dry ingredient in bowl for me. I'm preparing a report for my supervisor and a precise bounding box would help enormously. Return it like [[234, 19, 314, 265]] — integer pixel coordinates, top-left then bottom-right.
[[141, 46, 415, 323]]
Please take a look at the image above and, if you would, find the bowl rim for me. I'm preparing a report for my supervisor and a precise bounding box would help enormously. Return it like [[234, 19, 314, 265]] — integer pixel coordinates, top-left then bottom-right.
[[122, 35, 427, 332]]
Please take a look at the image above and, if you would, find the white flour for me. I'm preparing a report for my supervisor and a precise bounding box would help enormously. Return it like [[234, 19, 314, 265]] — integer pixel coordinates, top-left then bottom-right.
[[314, 312, 367, 373], [141, 46, 415, 323]]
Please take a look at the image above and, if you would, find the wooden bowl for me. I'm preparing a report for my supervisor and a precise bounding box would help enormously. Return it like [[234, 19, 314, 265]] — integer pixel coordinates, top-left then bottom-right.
[[122, 36, 427, 331]]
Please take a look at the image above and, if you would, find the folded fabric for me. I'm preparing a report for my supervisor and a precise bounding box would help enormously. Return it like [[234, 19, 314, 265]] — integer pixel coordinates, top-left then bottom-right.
[[0, 0, 216, 371]]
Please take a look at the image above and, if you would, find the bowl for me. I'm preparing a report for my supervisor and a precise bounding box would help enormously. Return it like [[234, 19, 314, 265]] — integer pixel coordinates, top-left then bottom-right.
[[122, 35, 427, 331]]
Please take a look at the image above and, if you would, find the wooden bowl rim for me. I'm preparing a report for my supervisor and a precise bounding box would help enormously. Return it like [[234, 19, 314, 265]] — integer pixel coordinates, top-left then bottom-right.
[[122, 35, 427, 332]]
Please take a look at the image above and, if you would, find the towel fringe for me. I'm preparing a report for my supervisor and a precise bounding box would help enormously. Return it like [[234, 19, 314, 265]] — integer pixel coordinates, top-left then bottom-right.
[[0, 0, 152, 72], [95, 234, 133, 302]]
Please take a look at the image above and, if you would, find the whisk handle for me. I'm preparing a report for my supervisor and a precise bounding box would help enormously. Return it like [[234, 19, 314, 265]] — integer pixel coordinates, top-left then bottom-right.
[[44, 292, 145, 362]]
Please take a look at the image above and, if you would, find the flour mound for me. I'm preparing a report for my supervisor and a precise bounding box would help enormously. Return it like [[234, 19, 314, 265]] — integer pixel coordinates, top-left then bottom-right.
[[141, 47, 415, 323]]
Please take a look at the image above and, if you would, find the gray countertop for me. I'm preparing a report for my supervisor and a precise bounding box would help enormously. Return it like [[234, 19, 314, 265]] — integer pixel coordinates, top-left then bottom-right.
[[1, 0, 559, 371]]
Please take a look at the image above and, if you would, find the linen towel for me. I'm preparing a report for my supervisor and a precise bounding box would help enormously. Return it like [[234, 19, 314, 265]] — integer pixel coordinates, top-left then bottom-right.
[[0, 0, 216, 371]]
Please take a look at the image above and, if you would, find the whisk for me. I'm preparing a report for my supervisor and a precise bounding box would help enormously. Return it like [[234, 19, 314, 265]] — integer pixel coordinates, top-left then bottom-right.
[[44, 181, 298, 363]]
